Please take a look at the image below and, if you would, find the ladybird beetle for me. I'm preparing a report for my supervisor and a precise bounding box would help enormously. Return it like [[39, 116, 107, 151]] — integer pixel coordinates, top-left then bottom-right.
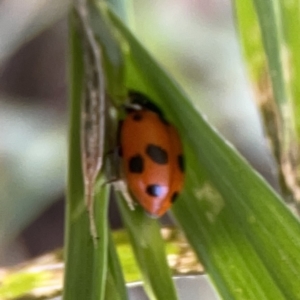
[[118, 91, 184, 217]]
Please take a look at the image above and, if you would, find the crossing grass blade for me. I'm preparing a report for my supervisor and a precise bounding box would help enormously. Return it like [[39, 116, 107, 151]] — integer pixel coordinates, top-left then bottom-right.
[[105, 230, 129, 300], [117, 193, 179, 300]]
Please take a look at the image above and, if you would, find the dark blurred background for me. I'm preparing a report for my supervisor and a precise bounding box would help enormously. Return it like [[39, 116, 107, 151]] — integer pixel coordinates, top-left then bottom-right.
[[0, 0, 279, 267]]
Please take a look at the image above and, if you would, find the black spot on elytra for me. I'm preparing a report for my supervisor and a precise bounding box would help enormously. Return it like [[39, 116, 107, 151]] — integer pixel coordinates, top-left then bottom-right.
[[146, 184, 163, 197], [178, 154, 184, 172], [129, 155, 144, 173], [146, 144, 168, 164], [132, 112, 143, 121], [171, 192, 179, 203]]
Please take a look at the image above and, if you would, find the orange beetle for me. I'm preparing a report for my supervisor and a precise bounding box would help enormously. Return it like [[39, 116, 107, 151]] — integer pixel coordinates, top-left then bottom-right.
[[118, 91, 184, 217]]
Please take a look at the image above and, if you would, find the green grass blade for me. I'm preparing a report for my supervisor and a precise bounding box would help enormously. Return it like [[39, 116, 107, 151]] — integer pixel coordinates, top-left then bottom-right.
[[63, 12, 110, 300], [233, 0, 294, 198], [280, 1, 300, 138], [251, 0, 286, 106], [105, 230, 129, 300], [117, 193, 178, 300], [108, 10, 300, 299], [88, 1, 127, 100], [105, 271, 125, 300], [250, 0, 298, 153], [235, 0, 300, 202]]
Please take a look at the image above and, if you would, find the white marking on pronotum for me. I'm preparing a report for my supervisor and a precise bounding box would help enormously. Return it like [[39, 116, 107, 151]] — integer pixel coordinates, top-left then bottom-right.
[[75, 0, 105, 246]]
